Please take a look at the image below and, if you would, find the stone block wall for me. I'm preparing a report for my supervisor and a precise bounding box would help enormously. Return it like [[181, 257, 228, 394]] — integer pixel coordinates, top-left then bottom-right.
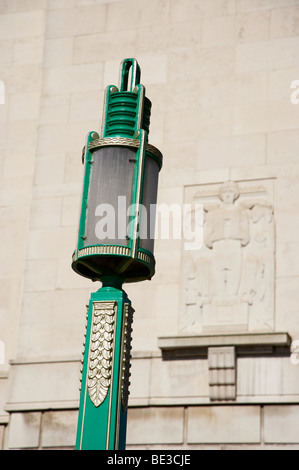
[[1, 0, 299, 450], [2, 405, 299, 450]]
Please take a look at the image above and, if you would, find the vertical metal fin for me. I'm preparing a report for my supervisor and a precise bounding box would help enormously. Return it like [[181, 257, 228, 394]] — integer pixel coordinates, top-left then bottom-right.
[[121, 303, 134, 411]]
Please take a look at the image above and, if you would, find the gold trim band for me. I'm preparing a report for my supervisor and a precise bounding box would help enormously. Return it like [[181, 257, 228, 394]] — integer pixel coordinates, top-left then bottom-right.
[[89, 136, 162, 164], [137, 250, 153, 266], [77, 245, 131, 258], [75, 245, 154, 265]]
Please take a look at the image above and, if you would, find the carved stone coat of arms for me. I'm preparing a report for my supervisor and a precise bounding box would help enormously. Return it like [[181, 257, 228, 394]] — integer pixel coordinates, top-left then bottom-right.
[[181, 179, 275, 334]]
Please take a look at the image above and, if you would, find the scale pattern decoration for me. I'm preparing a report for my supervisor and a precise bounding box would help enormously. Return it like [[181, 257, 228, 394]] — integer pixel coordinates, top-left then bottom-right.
[[87, 301, 117, 407]]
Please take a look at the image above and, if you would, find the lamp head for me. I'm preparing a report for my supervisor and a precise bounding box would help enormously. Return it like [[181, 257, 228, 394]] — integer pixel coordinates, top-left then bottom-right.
[[72, 59, 162, 283]]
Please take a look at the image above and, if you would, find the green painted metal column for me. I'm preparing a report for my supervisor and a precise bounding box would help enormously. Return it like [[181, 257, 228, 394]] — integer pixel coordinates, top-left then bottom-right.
[[76, 276, 133, 450]]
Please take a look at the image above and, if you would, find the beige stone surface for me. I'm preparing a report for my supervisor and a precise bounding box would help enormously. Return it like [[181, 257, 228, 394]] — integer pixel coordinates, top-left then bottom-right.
[[275, 277, 299, 336], [0, 0, 47, 13], [126, 407, 184, 445], [15, 288, 88, 359], [24, 259, 58, 292], [0, 10, 45, 40], [42, 63, 103, 96], [0, 425, 5, 450], [236, 10, 270, 43], [233, 100, 299, 135], [237, 357, 299, 397], [0, 368, 9, 425], [264, 405, 299, 443], [13, 37, 44, 66], [270, 5, 299, 39], [45, 4, 107, 39], [73, 30, 136, 64], [202, 15, 236, 47], [149, 357, 209, 399], [187, 406, 260, 443], [267, 129, 299, 165], [0, 0, 45, 375], [41, 410, 77, 448], [7, 362, 80, 406], [7, 412, 41, 449], [43, 37, 73, 68], [129, 357, 151, 401], [0, 0, 299, 450], [39, 95, 70, 124], [8, 92, 40, 121], [236, 36, 299, 73]]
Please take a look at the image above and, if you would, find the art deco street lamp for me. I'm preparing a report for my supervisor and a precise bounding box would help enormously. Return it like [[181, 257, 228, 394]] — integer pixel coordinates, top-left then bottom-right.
[[72, 58, 163, 450]]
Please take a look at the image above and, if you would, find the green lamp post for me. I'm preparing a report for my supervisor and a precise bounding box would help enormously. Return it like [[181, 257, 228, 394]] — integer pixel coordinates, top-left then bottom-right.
[[72, 58, 163, 450]]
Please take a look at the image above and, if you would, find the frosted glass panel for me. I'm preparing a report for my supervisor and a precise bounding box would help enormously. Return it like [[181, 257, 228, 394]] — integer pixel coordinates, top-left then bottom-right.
[[85, 147, 135, 247], [139, 156, 160, 253]]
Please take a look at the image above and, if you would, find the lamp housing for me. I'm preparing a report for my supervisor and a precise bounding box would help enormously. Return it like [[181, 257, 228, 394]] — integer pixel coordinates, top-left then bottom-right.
[[72, 58, 162, 283]]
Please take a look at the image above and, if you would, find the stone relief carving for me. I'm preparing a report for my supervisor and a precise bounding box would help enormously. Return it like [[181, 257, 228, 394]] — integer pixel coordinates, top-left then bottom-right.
[[181, 180, 275, 334]]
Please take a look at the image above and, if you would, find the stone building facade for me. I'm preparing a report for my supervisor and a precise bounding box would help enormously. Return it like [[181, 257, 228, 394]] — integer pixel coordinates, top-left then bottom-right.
[[1, 0, 299, 450]]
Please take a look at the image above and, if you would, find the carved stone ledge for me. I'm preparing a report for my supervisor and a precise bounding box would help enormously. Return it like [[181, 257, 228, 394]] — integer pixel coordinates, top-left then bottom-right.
[[158, 332, 292, 360]]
